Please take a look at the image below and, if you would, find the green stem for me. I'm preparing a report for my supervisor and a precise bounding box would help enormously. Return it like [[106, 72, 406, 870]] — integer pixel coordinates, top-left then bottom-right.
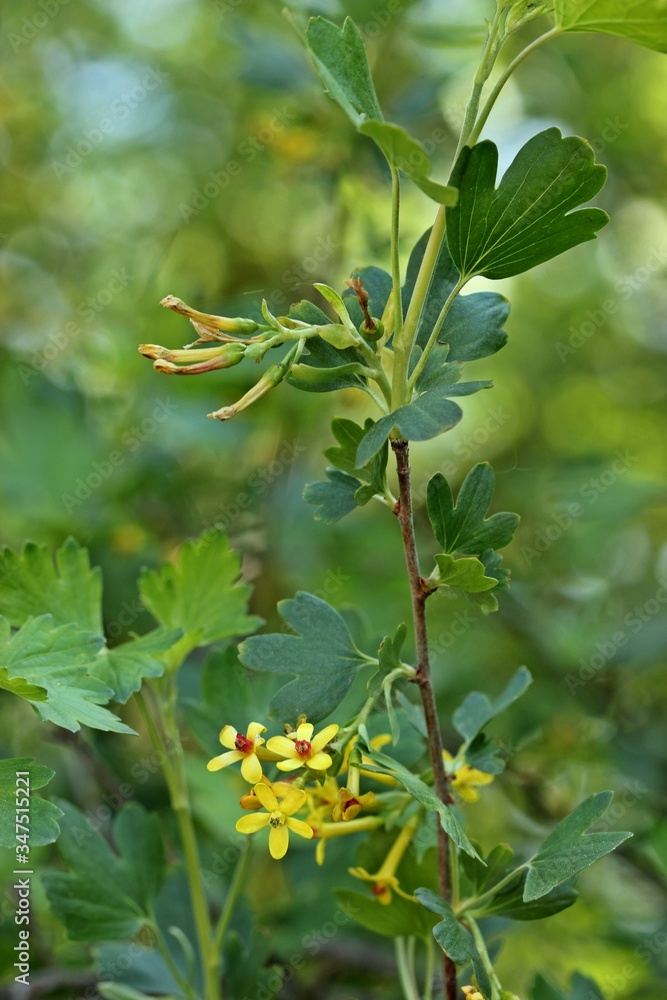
[[134, 689, 175, 785], [396, 938, 420, 1000], [468, 27, 562, 146], [457, 865, 526, 916], [424, 934, 435, 1000], [211, 844, 251, 962], [149, 912, 198, 1000], [467, 916, 503, 1000], [390, 164, 404, 343]]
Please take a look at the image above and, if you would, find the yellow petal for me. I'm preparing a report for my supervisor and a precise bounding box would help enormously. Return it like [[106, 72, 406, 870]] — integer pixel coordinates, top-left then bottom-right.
[[207, 750, 243, 771], [269, 823, 289, 859], [467, 768, 494, 786], [219, 725, 238, 750], [315, 838, 326, 865], [295, 722, 314, 741], [281, 788, 307, 816], [240, 753, 263, 784], [456, 785, 481, 803], [307, 752, 333, 771], [236, 813, 270, 834], [370, 734, 392, 751], [246, 722, 267, 742], [348, 866, 373, 883], [276, 758, 305, 772], [266, 736, 298, 758], [442, 748, 454, 765], [253, 781, 280, 812], [311, 724, 339, 753], [286, 817, 314, 839]]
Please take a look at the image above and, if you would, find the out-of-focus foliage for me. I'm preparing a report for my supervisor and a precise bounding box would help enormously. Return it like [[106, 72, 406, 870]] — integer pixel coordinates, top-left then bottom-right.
[[1, 0, 666, 997]]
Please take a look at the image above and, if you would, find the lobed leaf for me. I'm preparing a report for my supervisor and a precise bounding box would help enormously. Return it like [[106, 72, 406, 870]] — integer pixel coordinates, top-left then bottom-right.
[[427, 464, 520, 556], [447, 128, 609, 280], [0, 757, 63, 847], [555, 0, 667, 53], [453, 666, 533, 744]]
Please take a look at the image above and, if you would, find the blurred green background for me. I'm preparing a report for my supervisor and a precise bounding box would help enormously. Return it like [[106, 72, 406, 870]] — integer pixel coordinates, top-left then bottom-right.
[[1, 0, 666, 997]]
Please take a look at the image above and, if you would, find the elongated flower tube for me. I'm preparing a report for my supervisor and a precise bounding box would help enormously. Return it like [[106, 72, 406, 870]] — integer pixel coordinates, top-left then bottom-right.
[[310, 815, 384, 866], [208, 360, 291, 421], [139, 342, 246, 375], [348, 814, 420, 905], [160, 294, 260, 334]]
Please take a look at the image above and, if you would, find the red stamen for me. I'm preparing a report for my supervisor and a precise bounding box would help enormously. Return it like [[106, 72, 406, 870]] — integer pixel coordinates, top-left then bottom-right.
[[372, 883, 387, 897], [235, 734, 254, 754], [294, 739, 312, 758]]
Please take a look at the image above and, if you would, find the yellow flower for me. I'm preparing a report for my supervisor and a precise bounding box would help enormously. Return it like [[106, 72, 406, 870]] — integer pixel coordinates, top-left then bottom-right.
[[342, 733, 398, 787], [462, 988, 485, 1000], [443, 750, 494, 803], [239, 776, 294, 811], [348, 815, 419, 905], [235, 781, 313, 859], [331, 788, 376, 822], [207, 722, 267, 783], [266, 722, 339, 772]]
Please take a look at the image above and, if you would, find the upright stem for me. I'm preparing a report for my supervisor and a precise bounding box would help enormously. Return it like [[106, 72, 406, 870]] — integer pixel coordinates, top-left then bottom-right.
[[392, 440, 456, 1000]]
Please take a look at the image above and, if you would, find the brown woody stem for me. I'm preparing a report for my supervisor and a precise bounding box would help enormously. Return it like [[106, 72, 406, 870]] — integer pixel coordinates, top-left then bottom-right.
[[392, 439, 457, 1000]]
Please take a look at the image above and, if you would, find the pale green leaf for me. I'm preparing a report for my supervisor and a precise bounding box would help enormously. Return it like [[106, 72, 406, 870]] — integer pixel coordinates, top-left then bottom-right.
[[433, 554, 498, 592], [92, 627, 183, 704], [359, 121, 458, 204], [555, 0, 667, 52], [306, 16, 383, 126]]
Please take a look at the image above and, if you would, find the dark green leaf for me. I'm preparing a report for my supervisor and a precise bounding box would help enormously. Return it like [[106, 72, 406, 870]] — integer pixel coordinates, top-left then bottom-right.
[[139, 532, 262, 651], [0, 757, 63, 847], [303, 469, 362, 524], [447, 128, 609, 280], [555, 0, 667, 52], [306, 17, 383, 127], [531, 972, 605, 1000], [524, 792, 632, 901], [43, 801, 165, 941], [239, 592, 370, 723], [403, 231, 509, 361], [483, 877, 578, 921], [359, 121, 458, 204], [453, 666, 533, 743], [356, 393, 463, 467], [0, 616, 134, 734], [427, 465, 520, 556], [415, 892, 491, 997], [287, 301, 368, 393]]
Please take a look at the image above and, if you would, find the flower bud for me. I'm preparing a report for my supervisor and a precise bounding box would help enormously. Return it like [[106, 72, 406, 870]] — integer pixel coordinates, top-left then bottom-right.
[[208, 360, 289, 421], [160, 295, 260, 334], [141, 342, 246, 375]]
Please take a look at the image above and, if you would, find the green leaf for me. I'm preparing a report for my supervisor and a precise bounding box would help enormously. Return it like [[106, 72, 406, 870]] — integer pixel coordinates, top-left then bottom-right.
[[287, 301, 368, 394], [427, 464, 520, 556], [0, 616, 134, 734], [334, 888, 432, 938], [447, 128, 609, 280], [303, 469, 362, 524], [403, 230, 509, 362], [531, 972, 605, 1000], [0, 668, 46, 701], [239, 592, 370, 723], [359, 742, 481, 859], [306, 16, 383, 127], [289, 361, 369, 386], [415, 891, 491, 997], [0, 537, 102, 632], [453, 666, 533, 744], [0, 757, 63, 847], [92, 627, 183, 704], [433, 554, 498, 593], [43, 801, 165, 941], [139, 532, 262, 651], [555, 0, 667, 53], [524, 792, 632, 901], [356, 393, 463, 467], [484, 877, 578, 921], [359, 121, 458, 204], [98, 986, 179, 1000]]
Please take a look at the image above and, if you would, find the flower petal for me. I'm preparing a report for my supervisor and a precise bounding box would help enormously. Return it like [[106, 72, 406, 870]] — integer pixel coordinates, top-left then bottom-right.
[[207, 750, 243, 771], [266, 736, 298, 758], [348, 866, 374, 883], [276, 758, 305, 772], [307, 752, 332, 771], [219, 725, 238, 750], [281, 788, 307, 816], [246, 722, 267, 742], [286, 817, 314, 840], [253, 781, 279, 812], [311, 724, 339, 753], [236, 813, 270, 834], [295, 723, 314, 741], [269, 823, 289, 859], [240, 753, 263, 784]]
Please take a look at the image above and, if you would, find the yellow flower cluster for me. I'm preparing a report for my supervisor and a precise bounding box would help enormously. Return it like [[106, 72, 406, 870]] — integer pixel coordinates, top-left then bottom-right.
[[462, 987, 485, 1000]]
